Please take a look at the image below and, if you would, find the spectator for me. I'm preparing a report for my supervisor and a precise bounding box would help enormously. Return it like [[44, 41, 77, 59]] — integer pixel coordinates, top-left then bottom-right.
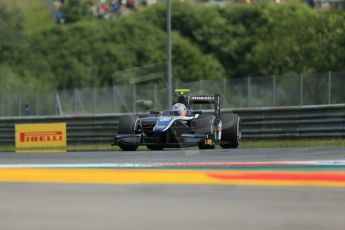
[[87, 0, 98, 18], [110, 0, 122, 17], [54, 0, 65, 24], [56, 11, 65, 24], [126, 0, 135, 10], [97, 0, 111, 19], [24, 104, 30, 115]]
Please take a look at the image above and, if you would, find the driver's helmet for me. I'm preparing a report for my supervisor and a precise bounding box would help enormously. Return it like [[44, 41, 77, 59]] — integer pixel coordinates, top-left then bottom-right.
[[172, 103, 187, 116]]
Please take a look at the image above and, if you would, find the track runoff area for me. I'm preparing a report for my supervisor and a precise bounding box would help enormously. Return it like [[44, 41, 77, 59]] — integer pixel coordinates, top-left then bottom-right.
[[1, 160, 345, 187]]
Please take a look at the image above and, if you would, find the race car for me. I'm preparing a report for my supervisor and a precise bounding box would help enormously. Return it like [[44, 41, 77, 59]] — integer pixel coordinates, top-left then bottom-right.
[[113, 89, 240, 151]]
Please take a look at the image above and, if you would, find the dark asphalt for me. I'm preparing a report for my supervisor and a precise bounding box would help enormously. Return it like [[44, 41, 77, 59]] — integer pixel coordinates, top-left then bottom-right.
[[1, 147, 345, 230], [0, 184, 344, 230], [0, 146, 345, 164]]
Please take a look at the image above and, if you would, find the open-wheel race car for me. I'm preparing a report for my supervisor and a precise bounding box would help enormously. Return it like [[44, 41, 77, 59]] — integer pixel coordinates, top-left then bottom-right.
[[113, 89, 240, 151]]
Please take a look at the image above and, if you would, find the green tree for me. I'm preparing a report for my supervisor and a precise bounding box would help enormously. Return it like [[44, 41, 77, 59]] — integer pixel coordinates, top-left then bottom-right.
[[171, 32, 225, 82], [0, 3, 23, 54], [2, 1, 345, 92], [63, 0, 88, 24], [8, 15, 224, 89]]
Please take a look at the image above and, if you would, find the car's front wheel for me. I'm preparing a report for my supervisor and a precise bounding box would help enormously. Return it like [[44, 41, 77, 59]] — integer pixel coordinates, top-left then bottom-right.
[[117, 115, 140, 151]]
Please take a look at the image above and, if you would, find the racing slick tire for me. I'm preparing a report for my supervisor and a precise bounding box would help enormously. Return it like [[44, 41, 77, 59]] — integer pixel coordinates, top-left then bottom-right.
[[193, 114, 215, 149], [220, 113, 241, 149], [117, 115, 140, 151], [146, 145, 164, 151]]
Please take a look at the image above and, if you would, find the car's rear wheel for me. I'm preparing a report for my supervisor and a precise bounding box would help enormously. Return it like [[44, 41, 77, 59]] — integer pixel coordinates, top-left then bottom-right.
[[193, 114, 215, 149], [220, 113, 240, 149], [117, 115, 140, 151]]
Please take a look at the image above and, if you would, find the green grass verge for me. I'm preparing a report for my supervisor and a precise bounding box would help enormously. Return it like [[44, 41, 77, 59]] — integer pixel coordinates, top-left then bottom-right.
[[0, 145, 15, 152], [0, 139, 345, 152]]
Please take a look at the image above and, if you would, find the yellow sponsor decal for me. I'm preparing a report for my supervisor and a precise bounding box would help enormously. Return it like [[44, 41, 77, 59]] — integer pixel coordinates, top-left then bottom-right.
[[15, 123, 67, 152]]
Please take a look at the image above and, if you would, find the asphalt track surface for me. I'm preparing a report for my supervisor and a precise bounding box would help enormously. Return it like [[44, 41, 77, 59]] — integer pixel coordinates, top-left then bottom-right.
[[1, 147, 345, 230], [1, 146, 345, 164]]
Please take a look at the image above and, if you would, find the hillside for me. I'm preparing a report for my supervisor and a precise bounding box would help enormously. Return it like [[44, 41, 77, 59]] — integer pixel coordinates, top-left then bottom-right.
[[0, 1, 344, 92], [0, 0, 53, 33]]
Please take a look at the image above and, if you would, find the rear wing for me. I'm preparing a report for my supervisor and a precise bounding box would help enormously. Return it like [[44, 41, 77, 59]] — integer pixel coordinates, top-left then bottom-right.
[[190, 95, 218, 104], [174, 89, 221, 125], [190, 94, 221, 126]]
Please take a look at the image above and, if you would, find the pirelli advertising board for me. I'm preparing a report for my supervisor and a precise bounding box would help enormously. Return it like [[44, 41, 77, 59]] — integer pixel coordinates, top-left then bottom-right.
[[15, 123, 67, 152]]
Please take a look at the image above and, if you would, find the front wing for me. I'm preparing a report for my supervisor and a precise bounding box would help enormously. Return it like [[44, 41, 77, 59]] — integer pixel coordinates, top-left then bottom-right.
[[114, 133, 214, 148]]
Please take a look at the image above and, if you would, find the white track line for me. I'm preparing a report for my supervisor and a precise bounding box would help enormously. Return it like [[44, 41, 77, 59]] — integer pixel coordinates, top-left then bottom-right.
[[0, 160, 345, 168]]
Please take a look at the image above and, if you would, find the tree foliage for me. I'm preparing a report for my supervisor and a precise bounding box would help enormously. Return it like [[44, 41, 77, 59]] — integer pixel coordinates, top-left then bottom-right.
[[63, 0, 89, 24], [140, 2, 345, 78], [0, 2, 344, 92], [0, 3, 23, 53]]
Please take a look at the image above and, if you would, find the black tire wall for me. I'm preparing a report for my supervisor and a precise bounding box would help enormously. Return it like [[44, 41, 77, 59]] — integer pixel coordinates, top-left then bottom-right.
[[220, 113, 240, 148], [117, 115, 139, 151]]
